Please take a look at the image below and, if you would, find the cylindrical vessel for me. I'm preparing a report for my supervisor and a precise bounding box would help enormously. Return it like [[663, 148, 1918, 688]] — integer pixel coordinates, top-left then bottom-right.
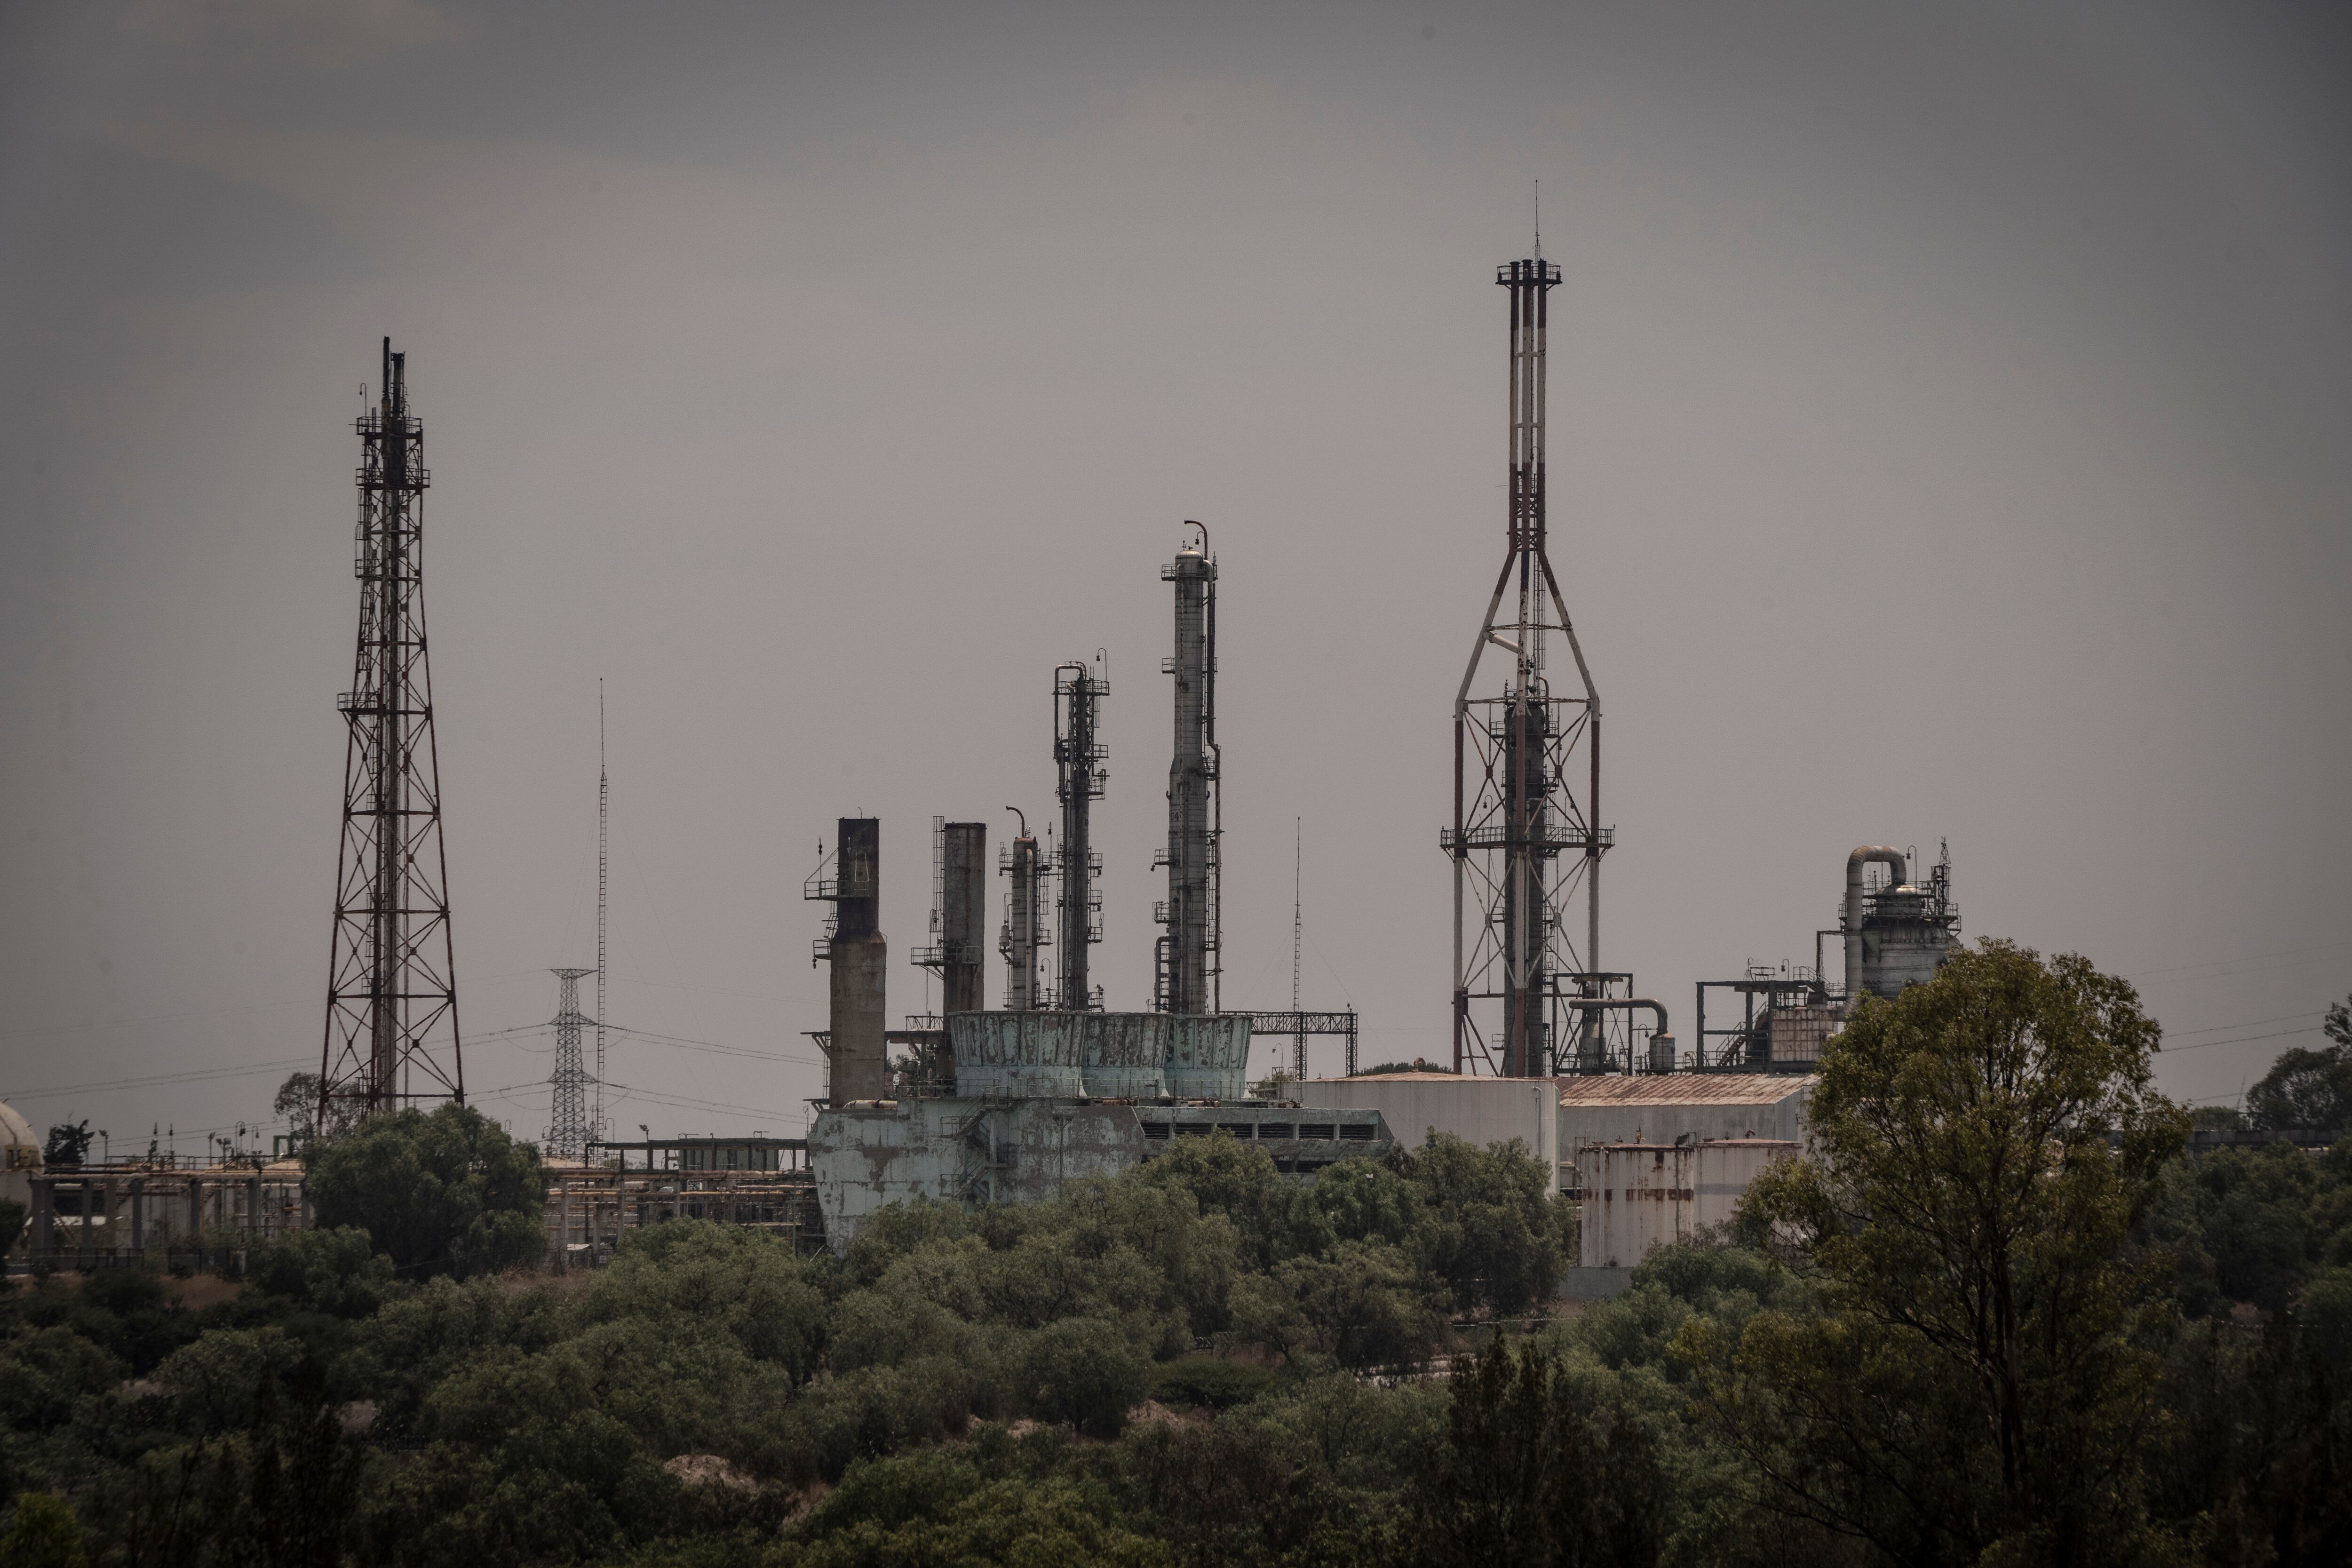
[[828, 932, 889, 1104], [1858, 886, 1955, 998], [942, 821, 988, 1015], [1164, 547, 1216, 1014], [1001, 833, 1043, 1010]]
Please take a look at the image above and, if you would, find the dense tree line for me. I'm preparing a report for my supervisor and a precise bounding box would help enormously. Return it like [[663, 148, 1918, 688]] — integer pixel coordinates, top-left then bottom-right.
[[3, 956, 2349, 1566]]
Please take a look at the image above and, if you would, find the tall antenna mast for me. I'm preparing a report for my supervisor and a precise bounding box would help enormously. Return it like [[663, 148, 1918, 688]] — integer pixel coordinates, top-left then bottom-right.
[[1291, 818, 1304, 1083], [594, 682, 607, 1147], [318, 337, 463, 1129]]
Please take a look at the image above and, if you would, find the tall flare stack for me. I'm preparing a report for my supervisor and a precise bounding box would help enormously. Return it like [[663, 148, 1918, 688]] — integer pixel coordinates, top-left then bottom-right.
[[319, 338, 463, 1129], [1441, 257, 1610, 1077], [1156, 526, 1220, 1015]]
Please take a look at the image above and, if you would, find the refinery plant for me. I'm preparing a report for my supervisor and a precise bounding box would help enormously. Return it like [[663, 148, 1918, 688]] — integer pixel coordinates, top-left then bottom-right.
[[7, 254, 1965, 1275]]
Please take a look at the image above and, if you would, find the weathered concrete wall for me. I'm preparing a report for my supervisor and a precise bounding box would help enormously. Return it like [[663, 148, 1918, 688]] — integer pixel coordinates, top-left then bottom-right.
[[809, 1097, 1150, 1250], [951, 1013, 1087, 1098], [828, 932, 889, 1104], [946, 1011, 1246, 1101], [1081, 1013, 1168, 1099], [1166, 1014, 1250, 1100], [1579, 1139, 1797, 1269]]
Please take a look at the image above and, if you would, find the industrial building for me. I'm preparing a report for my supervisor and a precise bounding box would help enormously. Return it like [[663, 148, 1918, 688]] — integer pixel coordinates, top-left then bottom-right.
[[799, 524, 1398, 1248], [1576, 1139, 1800, 1274], [1301, 1073, 1560, 1176]]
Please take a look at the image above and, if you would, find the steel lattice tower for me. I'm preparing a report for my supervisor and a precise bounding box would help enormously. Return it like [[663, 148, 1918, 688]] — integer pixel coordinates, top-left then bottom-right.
[[318, 339, 464, 1129], [1443, 258, 1611, 1077], [545, 968, 594, 1158]]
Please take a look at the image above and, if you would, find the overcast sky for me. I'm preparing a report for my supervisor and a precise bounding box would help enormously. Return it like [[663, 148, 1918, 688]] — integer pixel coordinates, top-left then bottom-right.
[[3, 0, 2347, 1154]]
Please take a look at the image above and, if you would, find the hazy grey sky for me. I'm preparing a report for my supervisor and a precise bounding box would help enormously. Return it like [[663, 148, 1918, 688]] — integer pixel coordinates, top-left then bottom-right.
[[3, 0, 2347, 1151]]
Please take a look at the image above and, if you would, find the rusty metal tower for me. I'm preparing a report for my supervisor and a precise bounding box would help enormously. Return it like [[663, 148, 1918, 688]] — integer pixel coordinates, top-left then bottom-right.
[[1443, 257, 1611, 1077], [1053, 658, 1108, 1011], [318, 339, 463, 1129], [1154, 524, 1220, 1015]]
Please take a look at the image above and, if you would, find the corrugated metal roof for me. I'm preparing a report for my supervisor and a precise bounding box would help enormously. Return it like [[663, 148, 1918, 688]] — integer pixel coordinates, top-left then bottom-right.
[[1557, 1075, 1816, 1107]]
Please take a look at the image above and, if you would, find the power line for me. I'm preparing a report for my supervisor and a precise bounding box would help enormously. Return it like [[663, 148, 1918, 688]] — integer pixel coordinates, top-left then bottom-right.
[[2163, 1026, 2326, 1055], [1, 1056, 310, 1102], [2163, 1010, 2325, 1038], [2130, 939, 2352, 981]]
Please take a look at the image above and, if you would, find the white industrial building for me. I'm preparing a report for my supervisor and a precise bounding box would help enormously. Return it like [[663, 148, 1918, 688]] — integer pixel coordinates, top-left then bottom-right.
[[1577, 1138, 1800, 1271], [1555, 1076, 1815, 1295], [1299, 1072, 1559, 1172]]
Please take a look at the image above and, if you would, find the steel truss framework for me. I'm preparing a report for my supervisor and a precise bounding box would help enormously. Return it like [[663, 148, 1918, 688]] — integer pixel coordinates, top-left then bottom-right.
[[319, 339, 463, 1129], [545, 968, 595, 1159], [1445, 259, 1612, 1077]]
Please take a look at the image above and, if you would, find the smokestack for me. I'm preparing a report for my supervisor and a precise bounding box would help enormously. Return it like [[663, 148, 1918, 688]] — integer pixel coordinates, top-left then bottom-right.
[[829, 817, 887, 1103], [940, 821, 987, 1015]]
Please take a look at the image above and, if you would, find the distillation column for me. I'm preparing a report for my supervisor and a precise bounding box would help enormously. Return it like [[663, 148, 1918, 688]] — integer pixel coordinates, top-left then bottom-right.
[[1053, 662, 1107, 1010], [828, 817, 888, 1103], [1159, 533, 1219, 1014], [1000, 811, 1047, 1010]]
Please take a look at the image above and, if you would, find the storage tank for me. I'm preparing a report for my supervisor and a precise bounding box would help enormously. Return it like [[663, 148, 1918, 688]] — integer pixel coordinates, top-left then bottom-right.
[[1, 1099, 39, 1219], [1844, 842, 1961, 1003]]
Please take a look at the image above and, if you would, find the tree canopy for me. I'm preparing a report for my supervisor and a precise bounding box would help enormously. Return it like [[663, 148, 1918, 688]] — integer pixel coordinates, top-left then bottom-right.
[[302, 1103, 546, 1280], [1716, 940, 2190, 1565], [2247, 995, 2352, 1136]]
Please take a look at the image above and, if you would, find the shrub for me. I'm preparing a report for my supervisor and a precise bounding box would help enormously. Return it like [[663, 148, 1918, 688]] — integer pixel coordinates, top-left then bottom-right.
[[0, 1492, 87, 1568], [1017, 1318, 1150, 1438], [1152, 1356, 1275, 1410], [248, 1226, 399, 1317]]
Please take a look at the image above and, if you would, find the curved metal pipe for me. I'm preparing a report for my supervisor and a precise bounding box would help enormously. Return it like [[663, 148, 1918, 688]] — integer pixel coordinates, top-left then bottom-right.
[[1560, 997, 1669, 1040], [1844, 845, 1909, 1000]]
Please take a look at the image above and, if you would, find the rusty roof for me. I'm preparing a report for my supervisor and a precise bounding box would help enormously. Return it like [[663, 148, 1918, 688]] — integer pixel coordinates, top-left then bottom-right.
[[1556, 1075, 1816, 1107]]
